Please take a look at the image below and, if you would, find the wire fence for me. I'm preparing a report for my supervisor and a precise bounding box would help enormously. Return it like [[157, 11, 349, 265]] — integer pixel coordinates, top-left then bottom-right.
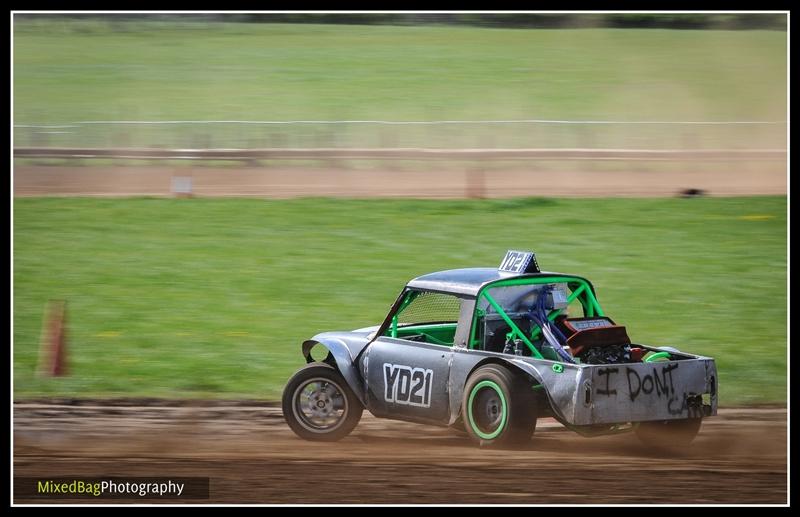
[[13, 119, 788, 152], [13, 147, 787, 162]]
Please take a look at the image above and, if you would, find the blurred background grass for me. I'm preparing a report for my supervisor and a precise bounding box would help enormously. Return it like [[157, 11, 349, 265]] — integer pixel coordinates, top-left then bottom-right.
[[13, 196, 786, 404], [13, 21, 787, 150]]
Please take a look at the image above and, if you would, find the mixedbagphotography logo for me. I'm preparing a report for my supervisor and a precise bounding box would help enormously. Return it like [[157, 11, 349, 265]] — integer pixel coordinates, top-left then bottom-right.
[[15, 477, 210, 500]]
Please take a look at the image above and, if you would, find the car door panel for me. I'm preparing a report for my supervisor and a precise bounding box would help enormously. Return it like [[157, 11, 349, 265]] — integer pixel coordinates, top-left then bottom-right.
[[360, 337, 451, 424]]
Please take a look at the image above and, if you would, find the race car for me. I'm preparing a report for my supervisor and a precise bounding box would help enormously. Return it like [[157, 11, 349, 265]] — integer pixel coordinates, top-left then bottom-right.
[[282, 251, 717, 447]]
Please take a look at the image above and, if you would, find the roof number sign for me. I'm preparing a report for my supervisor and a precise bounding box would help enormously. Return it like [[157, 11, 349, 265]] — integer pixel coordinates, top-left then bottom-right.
[[499, 250, 540, 274]]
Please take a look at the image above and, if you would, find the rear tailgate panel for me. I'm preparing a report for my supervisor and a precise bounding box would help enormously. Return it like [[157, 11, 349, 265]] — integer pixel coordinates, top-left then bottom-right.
[[569, 358, 717, 425]]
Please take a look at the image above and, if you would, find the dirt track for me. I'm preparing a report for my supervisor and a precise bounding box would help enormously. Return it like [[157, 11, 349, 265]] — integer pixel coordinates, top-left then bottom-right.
[[13, 404, 786, 504], [13, 164, 787, 198]]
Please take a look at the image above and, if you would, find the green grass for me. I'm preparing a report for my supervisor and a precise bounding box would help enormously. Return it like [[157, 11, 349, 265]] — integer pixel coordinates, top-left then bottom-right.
[[13, 21, 787, 149], [13, 197, 787, 404]]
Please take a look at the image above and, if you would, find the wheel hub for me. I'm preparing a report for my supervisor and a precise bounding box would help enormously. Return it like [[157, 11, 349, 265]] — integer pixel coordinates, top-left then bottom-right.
[[308, 389, 335, 417], [485, 397, 501, 424], [293, 378, 349, 432]]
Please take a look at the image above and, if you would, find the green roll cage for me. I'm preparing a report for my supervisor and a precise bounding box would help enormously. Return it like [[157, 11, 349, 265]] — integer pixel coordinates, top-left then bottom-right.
[[469, 276, 605, 359], [386, 275, 605, 361]]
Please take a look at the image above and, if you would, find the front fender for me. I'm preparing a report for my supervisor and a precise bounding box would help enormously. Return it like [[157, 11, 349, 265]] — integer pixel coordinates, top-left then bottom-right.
[[301, 338, 366, 406]]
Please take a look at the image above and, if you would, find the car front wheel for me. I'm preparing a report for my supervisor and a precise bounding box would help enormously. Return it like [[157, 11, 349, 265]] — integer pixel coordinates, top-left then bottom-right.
[[282, 362, 363, 441]]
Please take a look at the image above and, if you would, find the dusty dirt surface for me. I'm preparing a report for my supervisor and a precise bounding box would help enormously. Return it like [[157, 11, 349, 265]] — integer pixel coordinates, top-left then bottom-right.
[[13, 404, 786, 504], [13, 164, 786, 198]]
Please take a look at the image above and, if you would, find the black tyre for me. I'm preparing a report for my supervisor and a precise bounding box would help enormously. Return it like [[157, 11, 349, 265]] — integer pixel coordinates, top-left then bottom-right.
[[282, 362, 363, 442], [635, 418, 702, 449], [462, 364, 537, 447]]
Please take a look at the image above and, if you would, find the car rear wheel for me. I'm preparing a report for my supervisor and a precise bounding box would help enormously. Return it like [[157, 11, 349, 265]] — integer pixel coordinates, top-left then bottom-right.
[[635, 418, 702, 449], [462, 364, 537, 447], [282, 362, 363, 442]]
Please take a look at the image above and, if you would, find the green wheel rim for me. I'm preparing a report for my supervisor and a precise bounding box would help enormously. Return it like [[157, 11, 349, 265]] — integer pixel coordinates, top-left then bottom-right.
[[467, 379, 508, 440]]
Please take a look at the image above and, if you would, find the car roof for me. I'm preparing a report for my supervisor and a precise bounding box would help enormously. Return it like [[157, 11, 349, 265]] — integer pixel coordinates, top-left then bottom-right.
[[406, 268, 593, 297]]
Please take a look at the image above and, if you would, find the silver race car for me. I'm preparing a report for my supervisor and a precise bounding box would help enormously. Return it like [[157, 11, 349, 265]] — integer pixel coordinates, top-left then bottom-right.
[[283, 251, 717, 448]]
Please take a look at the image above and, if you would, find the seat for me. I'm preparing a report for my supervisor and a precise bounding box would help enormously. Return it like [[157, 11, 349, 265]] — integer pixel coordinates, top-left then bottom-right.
[[482, 314, 532, 354]]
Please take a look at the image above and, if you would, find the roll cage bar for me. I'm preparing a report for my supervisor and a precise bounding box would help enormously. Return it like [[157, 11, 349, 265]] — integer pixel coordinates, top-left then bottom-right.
[[373, 274, 604, 363], [469, 276, 605, 359]]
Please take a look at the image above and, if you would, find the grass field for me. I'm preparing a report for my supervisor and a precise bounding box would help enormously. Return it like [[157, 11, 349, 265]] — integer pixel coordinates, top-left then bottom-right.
[[13, 196, 787, 404], [13, 20, 787, 149]]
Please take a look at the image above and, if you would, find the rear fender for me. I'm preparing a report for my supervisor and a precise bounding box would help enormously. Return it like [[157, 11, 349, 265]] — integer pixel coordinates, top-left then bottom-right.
[[507, 358, 583, 423], [448, 356, 579, 425]]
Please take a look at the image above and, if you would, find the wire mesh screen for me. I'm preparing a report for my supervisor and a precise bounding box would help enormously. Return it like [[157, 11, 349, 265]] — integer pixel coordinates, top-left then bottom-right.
[[397, 292, 462, 325]]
